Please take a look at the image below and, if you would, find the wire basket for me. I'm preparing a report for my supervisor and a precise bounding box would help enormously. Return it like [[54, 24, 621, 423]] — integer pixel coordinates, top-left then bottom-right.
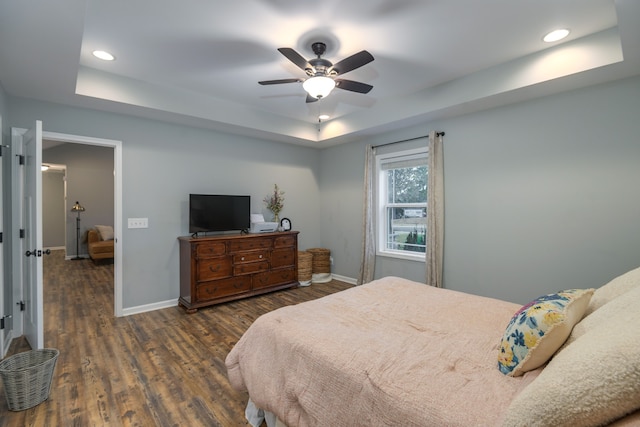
[[307, 248, 332, 283], [0, 348, 60, 411], [306, 248, 331, 273], [298, 251, 313, 286]]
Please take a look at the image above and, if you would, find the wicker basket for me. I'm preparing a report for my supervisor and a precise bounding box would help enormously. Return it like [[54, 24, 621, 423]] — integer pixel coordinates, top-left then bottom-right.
[[298, 251, 313, 286], [306, 248, 332, 283], [0, 348, 59, 411]]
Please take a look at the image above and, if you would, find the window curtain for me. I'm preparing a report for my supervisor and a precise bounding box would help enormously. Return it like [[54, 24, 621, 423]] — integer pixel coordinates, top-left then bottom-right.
[[357, 144, 376, 285], [426, 131, 444, 287]]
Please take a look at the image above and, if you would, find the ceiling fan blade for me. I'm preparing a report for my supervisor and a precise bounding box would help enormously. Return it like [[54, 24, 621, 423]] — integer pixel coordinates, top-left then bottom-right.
[[259, 78, 303, 85], [330, 50, 374, 75], [305, 94, 319, 103], [277, 48, 311, 71], [335, 79, 373, 94]]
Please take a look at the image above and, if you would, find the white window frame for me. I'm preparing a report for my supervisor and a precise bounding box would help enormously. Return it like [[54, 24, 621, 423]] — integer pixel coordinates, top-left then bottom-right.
[[376, 147, 428, 262]]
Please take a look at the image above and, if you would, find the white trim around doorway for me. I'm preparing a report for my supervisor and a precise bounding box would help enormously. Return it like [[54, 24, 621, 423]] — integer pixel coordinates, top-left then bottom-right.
[[43, 131, 124, 317]]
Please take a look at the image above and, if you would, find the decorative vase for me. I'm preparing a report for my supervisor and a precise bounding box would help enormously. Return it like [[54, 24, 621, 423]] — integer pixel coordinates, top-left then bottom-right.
[[274, 213, 279, 223]]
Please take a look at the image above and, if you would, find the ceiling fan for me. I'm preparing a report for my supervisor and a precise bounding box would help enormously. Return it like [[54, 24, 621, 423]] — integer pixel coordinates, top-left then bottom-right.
[[259, 42, 374, 103]]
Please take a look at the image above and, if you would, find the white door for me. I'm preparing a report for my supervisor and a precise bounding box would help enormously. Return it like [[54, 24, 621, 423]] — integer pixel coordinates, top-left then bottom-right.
[[23, 120, 44, 349]]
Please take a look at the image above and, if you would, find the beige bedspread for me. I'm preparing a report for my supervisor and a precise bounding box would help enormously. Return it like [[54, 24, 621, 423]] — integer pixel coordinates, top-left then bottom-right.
[[226, 276, 541, 426]]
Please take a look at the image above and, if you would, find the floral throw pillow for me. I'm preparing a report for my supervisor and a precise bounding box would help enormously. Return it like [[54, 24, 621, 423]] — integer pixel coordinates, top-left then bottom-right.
[[498, 288, 593, 376]]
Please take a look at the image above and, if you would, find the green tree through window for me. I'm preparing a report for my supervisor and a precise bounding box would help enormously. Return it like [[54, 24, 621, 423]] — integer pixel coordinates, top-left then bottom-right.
[[377, 148, 428, 258]]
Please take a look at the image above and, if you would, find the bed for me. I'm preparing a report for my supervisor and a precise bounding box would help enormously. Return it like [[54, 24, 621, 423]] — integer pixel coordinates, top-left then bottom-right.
[[226, 270, 640, 426]]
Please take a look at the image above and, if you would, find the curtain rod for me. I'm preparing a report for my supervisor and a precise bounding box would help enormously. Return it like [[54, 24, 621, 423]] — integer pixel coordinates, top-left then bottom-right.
[[372, 131, 445, 149]]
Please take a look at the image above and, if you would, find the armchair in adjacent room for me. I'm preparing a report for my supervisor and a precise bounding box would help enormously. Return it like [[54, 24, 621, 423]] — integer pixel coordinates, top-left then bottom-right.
[[87, 225, 114, 261]]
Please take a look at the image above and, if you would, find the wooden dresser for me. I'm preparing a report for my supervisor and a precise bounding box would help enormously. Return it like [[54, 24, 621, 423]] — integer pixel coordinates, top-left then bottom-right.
[[178, 231, 299, 313]]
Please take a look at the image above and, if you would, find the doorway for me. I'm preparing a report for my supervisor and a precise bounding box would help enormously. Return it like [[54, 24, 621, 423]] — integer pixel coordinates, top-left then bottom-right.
[[41, 131, 123, 317]]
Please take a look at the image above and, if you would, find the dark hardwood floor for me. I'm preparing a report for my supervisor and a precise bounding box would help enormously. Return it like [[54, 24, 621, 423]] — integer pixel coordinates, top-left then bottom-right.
[[0, 250, 351, 426]]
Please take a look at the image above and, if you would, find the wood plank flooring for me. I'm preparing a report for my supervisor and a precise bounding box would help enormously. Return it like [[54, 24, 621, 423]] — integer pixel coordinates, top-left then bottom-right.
[[0, 250, 352, 426]]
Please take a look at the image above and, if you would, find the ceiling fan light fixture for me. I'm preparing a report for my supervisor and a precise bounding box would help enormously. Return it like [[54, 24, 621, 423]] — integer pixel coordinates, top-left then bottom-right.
[[303, 76, 336, 99]]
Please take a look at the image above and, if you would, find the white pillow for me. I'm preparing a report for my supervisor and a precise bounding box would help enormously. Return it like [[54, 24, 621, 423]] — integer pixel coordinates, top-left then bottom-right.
[[501, 286, 640, 427], [584, 266, 640, 316], [95, 225, 114, 241], [564, 285, 640, 348]]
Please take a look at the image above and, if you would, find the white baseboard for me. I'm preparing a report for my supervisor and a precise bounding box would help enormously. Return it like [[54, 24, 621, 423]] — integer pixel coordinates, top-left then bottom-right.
[[122, 276, 355, 317], [64, 254, 90, 261], [331, 274, 357, 285], [122, 299, 179, 317]]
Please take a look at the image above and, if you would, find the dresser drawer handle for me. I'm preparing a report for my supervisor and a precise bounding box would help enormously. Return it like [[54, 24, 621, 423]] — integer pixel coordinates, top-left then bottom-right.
[[241, 256, 245, 261], [209, 265, 221, 273], [259, 255, 263, 259]]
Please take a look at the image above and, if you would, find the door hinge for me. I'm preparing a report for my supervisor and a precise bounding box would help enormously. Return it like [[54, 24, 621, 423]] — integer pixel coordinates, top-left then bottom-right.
[[0, 231, 2, 243], [19, 229, 25, 238], [0, 315, 11, 330], [17, 301, 25, 311], [17, 154, 25, 165]]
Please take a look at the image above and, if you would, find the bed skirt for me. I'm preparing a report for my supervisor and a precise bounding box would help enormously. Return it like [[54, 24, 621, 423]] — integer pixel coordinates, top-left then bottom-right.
[[245, 399, 287, 427]]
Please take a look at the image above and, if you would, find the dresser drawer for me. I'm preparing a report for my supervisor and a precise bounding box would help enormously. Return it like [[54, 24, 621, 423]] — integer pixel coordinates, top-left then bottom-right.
[[274, 235, 296, 248], [233, 251, 269, 264], [197, 257, 232, 281], [234, 261, 270, 276], [196, 276, 251, 301], [271, 248, 295, 268], [230, 238, 272, 252], [195, 242, 226, 258], [254, 268, 296, 289]]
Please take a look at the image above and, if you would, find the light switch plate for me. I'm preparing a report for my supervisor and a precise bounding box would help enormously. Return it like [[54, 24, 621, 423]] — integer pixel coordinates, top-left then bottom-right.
[[128, 218, 148, 228]]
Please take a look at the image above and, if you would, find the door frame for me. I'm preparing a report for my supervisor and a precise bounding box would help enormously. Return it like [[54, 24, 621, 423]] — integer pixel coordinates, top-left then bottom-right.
[[0, 114, 4, 357], [43, 131, 123, 317], [10, 127, 26, 349]]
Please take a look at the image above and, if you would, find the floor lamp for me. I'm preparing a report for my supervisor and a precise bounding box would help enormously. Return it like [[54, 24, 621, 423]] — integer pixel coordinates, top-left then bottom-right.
[[71, 201, 86, 260]]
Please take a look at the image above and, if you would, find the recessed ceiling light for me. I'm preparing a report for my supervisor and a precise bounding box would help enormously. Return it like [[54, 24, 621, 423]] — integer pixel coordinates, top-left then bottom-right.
[[543, 29, 570, 43], [92, 50, 115, 61], [318, 114, 330, 121]]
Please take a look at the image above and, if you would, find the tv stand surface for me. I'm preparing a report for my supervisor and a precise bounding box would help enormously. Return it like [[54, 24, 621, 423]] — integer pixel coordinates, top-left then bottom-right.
[[178, 231, 299, 313]]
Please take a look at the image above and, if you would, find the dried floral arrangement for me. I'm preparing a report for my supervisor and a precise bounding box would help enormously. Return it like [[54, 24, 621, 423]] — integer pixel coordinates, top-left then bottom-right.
[[263, 184, 285, 220]]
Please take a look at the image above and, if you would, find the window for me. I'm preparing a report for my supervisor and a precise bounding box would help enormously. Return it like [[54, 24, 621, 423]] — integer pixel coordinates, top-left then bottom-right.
[[376, 147, 428, 261]]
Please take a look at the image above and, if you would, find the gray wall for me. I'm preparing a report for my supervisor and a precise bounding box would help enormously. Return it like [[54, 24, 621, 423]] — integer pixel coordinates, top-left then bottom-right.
[[43, 144, 114, 256], [5, 75, 640, 309], [8, 97, 322, 308], [320, 75, 640, 304]]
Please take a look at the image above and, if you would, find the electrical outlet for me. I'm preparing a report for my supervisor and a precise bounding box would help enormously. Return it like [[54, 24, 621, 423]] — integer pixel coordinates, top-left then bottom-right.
[[128, 218, 149, 229], [330, 256, 334, 265]]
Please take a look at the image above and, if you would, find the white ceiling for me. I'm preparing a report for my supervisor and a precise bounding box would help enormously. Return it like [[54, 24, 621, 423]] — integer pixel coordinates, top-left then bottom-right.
[[1, 0, 639, 147]]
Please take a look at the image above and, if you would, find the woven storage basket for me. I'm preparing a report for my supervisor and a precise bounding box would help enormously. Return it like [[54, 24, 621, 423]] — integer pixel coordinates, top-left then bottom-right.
[[298, 251, 313, 286], [0, 348, 59, 411], [306, 248, 332, 283]]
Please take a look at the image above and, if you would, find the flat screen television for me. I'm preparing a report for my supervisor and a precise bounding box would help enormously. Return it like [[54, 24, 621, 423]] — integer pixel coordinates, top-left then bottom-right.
[[189, 194, 250, 234]]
